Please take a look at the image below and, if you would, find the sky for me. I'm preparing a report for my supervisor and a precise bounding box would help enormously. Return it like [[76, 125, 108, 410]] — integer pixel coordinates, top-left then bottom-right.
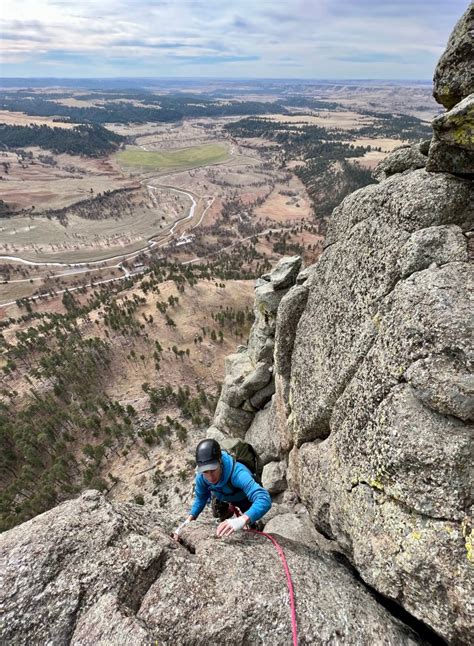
[[0, 0, 469, 80]]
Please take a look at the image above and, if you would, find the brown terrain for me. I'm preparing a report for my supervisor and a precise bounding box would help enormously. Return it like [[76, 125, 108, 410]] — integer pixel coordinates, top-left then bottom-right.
[[1, 270, 256, 510], [0, 82, 438, 527]]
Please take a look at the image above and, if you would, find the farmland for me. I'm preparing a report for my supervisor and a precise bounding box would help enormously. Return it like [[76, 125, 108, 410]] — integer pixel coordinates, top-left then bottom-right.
[[116, 143, 230, 172]]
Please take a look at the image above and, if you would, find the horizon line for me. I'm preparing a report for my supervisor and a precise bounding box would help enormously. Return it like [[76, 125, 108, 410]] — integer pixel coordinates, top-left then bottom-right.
[[0, 76, 433, 83]]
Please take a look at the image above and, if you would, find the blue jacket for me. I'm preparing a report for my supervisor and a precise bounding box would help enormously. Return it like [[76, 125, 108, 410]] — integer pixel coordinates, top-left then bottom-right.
[[189, 451, 271, 523]]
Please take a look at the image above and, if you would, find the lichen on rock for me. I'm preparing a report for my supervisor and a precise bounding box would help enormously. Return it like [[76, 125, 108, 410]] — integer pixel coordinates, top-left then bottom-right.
[[433, 4, 474, 109]]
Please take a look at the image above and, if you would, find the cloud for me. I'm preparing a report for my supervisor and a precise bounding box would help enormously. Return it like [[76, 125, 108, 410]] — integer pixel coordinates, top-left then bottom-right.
[[174, 54, 260, 66], [0, 0, 469, 78], [333, 51, 433, 65]]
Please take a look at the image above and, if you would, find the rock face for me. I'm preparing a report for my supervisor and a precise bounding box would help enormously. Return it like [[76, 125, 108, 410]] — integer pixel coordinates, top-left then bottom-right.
[[1, 9, 472, 646], [0, 491, 423, 645], [0, 490, 170, 645], [433, 4, 474, 109], [427, 94, 474, 175], [290, 170, 472, 446], [211, 255, 301, 451], [191, 5, 474, 643]]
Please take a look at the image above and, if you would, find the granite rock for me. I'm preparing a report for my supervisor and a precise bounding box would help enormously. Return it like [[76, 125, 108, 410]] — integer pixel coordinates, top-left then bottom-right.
[[262, 460, 287, 494], [433, 4, 474, 109], [427, 93, 474, 175], [269, 255, 302, 289], [373, 143, 427, 182]]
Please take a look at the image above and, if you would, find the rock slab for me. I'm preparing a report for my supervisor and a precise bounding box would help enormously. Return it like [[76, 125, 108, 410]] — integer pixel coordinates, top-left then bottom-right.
[[0, 491, 423, 646]]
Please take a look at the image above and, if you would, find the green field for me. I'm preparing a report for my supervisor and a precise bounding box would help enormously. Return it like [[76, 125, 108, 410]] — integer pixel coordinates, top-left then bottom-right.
[[116, 143, 229, 170]]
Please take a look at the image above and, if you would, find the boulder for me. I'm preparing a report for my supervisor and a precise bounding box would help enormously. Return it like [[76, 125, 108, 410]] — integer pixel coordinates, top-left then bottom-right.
[[373, 143, 427, 182], [264, 512, 325, 550], [221, 357, 272, 408], [206, 425, 229, 443], [249, 379, 275, 409], [213, 399, 254, 438], [224, 350, 253, 379], [427, 93, 474, 175], [269, 255, 302, 289], [241, 360, 272, 393], [259, 501, 295, 524], [245, 406, 280, 465], [255, 281, 289, 319], [262, 460, 287, 494], [433, 4, 474, 109], [397, 224, 468, 278]]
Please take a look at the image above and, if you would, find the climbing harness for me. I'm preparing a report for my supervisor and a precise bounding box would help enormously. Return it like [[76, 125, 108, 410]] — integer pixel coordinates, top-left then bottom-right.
[[229, 505, 299, 646]]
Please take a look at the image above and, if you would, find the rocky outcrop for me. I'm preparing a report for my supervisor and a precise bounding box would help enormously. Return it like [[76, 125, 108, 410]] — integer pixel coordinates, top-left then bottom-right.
[[196, 5, 473, 643], [1, 8, 472, 646], [0, 490, 169, 645], [427, 94, 474, 175], [372, 142, 428, 181], [208, 255, 302, 447], [0, 491, 424, 645], [259, 8, 474, 643], [433, 4, 474, 109], [289, 170, 472, 447]]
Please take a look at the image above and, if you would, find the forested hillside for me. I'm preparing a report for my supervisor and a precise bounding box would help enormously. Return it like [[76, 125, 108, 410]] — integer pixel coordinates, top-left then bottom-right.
[[225, 112, 431, 223], [0, 259, 258, 531], [0, 123, 124, 156], [0, 91, 287, 125]]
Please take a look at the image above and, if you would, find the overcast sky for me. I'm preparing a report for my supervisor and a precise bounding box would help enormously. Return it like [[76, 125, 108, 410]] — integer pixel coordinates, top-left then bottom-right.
[[0, 0, 469, 79]]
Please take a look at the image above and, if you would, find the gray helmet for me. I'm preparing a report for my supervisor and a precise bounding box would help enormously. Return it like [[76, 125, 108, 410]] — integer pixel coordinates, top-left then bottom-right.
[[195, 438, 221, 473]]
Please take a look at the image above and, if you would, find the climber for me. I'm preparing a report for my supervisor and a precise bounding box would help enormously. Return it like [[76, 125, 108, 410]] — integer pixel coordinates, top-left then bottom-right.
[[173, 438, 271, 540]]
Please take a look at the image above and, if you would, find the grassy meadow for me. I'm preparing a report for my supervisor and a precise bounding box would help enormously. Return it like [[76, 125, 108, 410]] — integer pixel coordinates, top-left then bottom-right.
[[116, 143, 229, 171]]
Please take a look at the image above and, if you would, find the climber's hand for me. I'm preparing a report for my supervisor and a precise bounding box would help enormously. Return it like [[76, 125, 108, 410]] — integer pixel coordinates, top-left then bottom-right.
[[172, 517, 191, 540], [216, 515, 248, 538]]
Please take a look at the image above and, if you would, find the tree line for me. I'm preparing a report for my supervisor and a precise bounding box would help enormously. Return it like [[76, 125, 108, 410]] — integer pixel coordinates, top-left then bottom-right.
[[0, 91, 288, 125], [0, 123, 124, 157]]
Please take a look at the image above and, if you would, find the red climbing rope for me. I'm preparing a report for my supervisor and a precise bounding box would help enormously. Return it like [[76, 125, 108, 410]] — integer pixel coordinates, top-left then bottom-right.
[[228, 504, 298, 646], [247, 528, 299, 646]]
